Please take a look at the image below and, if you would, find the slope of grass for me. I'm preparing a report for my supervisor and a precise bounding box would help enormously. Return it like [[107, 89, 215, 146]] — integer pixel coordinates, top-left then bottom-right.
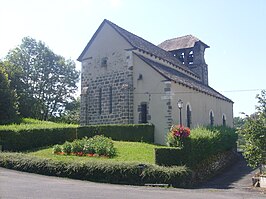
[[29, 141, 165, 164], [0, 118, 78, 131]]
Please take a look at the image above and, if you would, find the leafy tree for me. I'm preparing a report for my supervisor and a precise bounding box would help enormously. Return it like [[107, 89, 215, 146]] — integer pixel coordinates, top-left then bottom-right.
[[0, 61, 19, 124], [239, 90, 266, 172], [233, 116, 245, 129], [51, 97, 80, 124], [4, 37, 80, 120]]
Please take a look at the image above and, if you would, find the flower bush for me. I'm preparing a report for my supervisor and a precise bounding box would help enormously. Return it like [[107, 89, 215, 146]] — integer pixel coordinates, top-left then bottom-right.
[[166, 125, 190, 147], [52, 135, 116, 158]]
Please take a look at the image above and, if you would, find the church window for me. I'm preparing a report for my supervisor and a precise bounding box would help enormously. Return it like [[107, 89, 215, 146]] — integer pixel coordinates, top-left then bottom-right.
[[178, 52, 185, 64], [188, 50, 193, 65], [109, 86, 112, 114], [99, 88, 102, 114], [210, 110, 214, 126], [101, 57, 108, 67], [222, 114, 226, 126], [186, 104, 192, 128], [140, 103, 148, 123]]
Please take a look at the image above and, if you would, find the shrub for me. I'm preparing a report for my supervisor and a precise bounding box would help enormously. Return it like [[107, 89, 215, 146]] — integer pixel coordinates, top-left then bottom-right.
[[0, 125, 77, 151], [77, 124, 154, 143], [238, 90, 266, 171], [155, 147, 185, 166], [53, 135, 117, 158], [61, 141, 72, 155], [71, 139, 84, 154], [0, 152, 192, 188], [83, 141, 95, 154], [166, 125, 190, 147], [157, 126, 237, 167], [0, 123, 154, 152], [52, 145, 62, 154], [91, 135, 116, 157]]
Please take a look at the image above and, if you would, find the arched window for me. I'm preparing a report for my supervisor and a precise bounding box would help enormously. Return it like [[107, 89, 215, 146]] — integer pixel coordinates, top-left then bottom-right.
[[186, 104, 192, 128], [222, 114, 226, 126], [209, 110, 214, 126]]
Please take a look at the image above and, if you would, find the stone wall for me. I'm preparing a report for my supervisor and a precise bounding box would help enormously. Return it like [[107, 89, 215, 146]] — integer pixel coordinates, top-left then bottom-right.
[[80, 51, 133, 125]]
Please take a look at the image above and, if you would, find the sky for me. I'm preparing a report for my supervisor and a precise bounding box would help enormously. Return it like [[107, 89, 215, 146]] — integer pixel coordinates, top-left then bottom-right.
[[0, 0, 265, 117]]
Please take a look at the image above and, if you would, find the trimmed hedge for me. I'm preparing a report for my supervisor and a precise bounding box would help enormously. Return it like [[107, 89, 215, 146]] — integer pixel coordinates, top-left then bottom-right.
[[192, 149, 239, 182], [155, 147, 185, 166], [0, 152, 192, 188], [77, 124, 154, 143], [0, 127, 77, 151], [155, 126, 238, 167], [0, 124, 154, 151]]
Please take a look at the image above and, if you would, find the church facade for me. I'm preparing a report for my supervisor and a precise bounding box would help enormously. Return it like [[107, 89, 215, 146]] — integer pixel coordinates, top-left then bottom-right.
[[78, 19, 233, 144]]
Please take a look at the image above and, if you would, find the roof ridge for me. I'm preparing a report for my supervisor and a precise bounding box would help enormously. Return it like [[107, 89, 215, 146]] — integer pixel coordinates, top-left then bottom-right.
[[135, 54, 233, 103], [104, 19, 200, 78], [105, 19, 164, 52]]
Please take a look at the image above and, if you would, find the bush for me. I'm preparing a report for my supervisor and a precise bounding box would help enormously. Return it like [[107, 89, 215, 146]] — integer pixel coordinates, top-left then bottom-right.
[[71, 139, 84, 154], [156, 126, 237, 167], [0, 123, 154, 152], [53, 135, 117, 158], [155, 147, 185, 166], [0, 152, 192, 188], [77, 124, 154, 143], [238, 90, 266, 170], [52, 145, 62, 154], [0, 127, 77, 151], [61, 141, 72, 155], [91, 135, 116, 157]]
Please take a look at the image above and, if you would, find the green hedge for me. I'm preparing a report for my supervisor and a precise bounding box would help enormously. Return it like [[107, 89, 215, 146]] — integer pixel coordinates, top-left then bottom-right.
[[155, 147, 185, 166], [77, 124, 154, 143], [0, 127, 77, 151], [155, 126, 237, 167], [0, 124, 154, 151], [0, 152, 192, 188]]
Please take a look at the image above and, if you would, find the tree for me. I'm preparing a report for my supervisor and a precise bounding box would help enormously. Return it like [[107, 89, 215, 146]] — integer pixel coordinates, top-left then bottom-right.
[[4, 37, 80, 120], [239, 90, 266, 172], [51, 97, 80, 124], [233, 116, 245, 129], [0, 61, 19, 124]]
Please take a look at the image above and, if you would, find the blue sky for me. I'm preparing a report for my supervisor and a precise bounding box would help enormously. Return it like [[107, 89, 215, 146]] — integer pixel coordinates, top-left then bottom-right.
[[0, 0, 265, 117]]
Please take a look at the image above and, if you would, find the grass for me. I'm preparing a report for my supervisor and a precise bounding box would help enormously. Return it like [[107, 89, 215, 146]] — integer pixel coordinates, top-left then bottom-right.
[[28, 141, 165, 164], [0, 118, 78, 131]]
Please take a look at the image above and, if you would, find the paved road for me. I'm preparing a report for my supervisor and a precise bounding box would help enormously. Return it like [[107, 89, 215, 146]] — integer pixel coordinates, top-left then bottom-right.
[[0, 156, 265, 199]]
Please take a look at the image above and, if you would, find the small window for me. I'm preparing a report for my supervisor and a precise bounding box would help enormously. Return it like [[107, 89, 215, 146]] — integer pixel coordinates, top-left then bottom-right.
[[99, 88, 102, 114], [140, 103, 147, 123], [109, 86, 112, 114], [210, 111, 214, 126], [188, 50, 193, 65], [101, 57, 108, 67], [222, 115, 226, 126], [178, 52, 185, 64], [186, 104, 192, 128]]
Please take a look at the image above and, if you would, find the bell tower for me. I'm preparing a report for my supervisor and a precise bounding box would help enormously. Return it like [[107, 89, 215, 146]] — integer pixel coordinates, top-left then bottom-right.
[[158, 35, 209, 85]]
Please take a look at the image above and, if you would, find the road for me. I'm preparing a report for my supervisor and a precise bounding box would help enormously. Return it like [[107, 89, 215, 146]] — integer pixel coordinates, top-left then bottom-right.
[[0, 155, 265, 199]]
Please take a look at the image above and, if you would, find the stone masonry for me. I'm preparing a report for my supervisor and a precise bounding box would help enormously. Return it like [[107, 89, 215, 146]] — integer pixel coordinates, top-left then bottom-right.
[[80, 51, 133, 125]]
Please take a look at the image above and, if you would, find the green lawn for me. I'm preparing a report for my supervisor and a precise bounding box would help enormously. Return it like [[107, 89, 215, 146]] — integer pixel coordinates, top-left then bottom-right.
[[0, 118, 77, 131], [28, 141, 165, 164]]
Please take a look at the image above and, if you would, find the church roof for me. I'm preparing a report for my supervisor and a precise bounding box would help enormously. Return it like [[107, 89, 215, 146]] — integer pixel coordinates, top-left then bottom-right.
[[78, 19, 232, 103], [136, 54, 233, 103], [158, 35, 209, 51], [78, 19, 199, 79]]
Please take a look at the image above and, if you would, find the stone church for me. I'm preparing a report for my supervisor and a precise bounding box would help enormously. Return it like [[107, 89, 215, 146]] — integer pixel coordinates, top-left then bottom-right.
[[78, 19, 233, 144]]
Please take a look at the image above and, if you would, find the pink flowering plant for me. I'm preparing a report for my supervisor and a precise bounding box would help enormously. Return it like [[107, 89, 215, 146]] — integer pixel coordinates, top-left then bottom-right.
[[166, 125, 191, 148]]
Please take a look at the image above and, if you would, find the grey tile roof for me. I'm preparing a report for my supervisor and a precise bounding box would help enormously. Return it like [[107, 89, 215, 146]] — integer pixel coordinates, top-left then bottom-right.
[[136, 54, 233, 103], [158, 35, 209, 51], [78, 19, 232, 103], [104, 20, 199, 79]]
